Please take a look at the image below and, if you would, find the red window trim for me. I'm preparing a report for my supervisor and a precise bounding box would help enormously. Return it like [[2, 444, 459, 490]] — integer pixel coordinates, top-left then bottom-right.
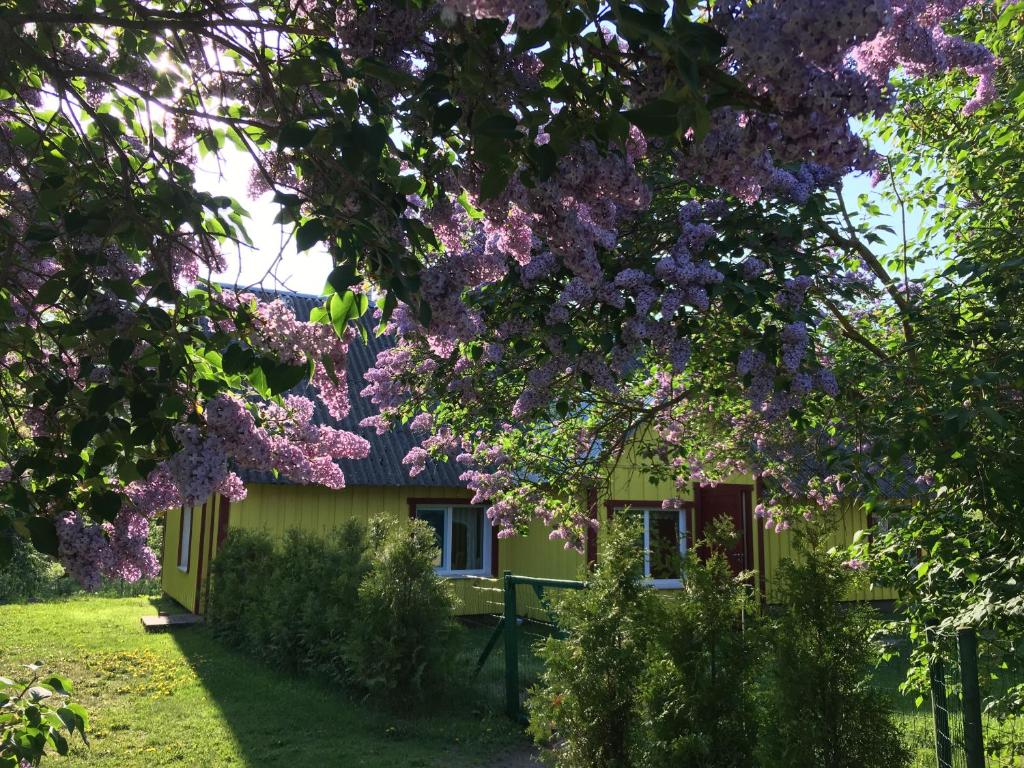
[[216, 496, 231, 552], [193, 502, 208, 614]]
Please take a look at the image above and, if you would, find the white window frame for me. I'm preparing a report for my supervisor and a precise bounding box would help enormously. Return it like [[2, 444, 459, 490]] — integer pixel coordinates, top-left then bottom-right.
[[416, 504, 491, 577], [177, 506, 193, 572], [620, 507, 688, 589]]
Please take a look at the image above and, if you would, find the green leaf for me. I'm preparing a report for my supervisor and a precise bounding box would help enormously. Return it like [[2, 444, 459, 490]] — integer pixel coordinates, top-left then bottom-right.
[[327, 262, 359, 293], [278, 122, 316, 149], [474, 113, 520, 139], [42, 675, 72, 695], [222, 343, 256, 375], [260, 359, 308, 395], [432, 102, 462, 135], [27, 517, 59, 557], [48, 727, 69, 756], [90, 491, 122, 522], [479, 165, 511, 201], [296, 219, 328, 253], [109, 338, 135, 368], [623, 99, 680, 137]]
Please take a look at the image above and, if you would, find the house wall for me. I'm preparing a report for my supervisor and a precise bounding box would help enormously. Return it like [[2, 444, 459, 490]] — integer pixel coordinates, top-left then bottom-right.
[[162, 499, 221, 613], [758, 501, 897, 604], [592, 442, 897, 604], [161, 470, 897, 615]]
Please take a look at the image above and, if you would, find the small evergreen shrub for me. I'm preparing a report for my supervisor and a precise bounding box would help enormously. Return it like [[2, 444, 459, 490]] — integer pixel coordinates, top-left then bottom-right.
[[637, 517, 761, 768], [758, 523, 910, 768], [528, 516, 660, 768], [207, 528, 276, 652], [344, 517, 459, 705], [298, 521, 372, 679]]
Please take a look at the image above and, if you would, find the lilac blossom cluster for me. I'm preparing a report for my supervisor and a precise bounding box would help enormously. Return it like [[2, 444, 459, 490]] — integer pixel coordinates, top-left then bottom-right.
[[53, 391, 370, 590], [679, 0, 996, 202], [216, 292, 354, 421], [54, 508, 160, 591]]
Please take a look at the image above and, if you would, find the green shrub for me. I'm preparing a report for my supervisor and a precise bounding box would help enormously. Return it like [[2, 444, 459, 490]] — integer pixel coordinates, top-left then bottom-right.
[[637, 517, 761, 768], [259, 523, 371, 678], [758, 523, 910, 768], [298, 521, 372, 679], [207, 528, 276, 652], [344, 517, 458, 705], [527, 516, 660, 768], [0, 534, 61, 603]]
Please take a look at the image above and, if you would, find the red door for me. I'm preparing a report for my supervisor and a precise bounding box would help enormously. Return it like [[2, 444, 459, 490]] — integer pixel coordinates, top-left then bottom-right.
[[694, 484, 754, 575]]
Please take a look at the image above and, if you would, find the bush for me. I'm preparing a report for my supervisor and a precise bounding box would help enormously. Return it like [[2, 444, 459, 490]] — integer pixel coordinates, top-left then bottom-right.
[[298, 521, 372, 679], [260, 523, 371, 678], [207, 528, 276, 652], [0, 534, 61, 603], [528, 516, 660, 768], [344, 517, 459, 705], [208, 518, 455, 702], [637, 517, 761, 768], [758, 523, 910, 768]]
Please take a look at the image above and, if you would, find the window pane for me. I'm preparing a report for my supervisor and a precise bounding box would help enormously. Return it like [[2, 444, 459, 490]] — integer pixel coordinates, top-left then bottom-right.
[[417, 508, 446, 568], [648, 510, 681, 580], [618, 509, 646, 579], [450, 506, 484, 572], [178, 507, 192, 572]]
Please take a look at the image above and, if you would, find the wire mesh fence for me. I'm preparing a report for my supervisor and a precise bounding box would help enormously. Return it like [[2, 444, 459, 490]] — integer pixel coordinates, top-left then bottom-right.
[[873, 626, 1023, 768], [975, 631, 1024, 768]]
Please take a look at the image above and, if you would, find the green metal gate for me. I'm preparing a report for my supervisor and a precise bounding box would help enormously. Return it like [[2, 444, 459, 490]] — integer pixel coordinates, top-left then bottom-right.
[[471, 571, 586, 722]]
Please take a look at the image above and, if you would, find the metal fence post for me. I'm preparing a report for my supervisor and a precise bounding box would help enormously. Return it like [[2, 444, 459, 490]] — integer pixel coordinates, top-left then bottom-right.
[[957, 627, 986, 768], [929, 625, 953, 768], [503, 570, 519, 720]]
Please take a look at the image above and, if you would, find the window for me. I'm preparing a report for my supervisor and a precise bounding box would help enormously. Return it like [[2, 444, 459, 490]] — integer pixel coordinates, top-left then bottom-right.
[[177, 506, 193, 572], [616, 506, 687, 588], [415, 505, 490, 575]]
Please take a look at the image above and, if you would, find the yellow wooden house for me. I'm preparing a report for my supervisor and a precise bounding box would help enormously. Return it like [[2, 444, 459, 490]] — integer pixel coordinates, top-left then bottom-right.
[[161, 292, 895, 616]]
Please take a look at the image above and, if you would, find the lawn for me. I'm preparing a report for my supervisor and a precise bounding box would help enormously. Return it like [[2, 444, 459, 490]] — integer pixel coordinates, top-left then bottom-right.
[[0, 596, 529, 767]]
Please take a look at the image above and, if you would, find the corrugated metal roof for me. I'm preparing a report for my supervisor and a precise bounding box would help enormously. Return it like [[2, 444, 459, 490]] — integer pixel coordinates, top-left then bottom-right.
[[223, 286, 465, 489]]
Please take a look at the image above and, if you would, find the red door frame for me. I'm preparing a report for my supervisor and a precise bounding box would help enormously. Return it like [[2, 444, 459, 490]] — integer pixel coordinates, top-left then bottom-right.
[[693, 482, 755, 575]]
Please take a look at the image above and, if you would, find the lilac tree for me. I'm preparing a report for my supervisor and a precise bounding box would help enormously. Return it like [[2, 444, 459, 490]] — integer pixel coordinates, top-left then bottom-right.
[[0, 0, 998, 585]]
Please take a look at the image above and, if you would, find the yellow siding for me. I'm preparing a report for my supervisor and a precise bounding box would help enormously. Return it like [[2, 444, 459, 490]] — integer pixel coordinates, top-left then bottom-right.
[[227, 483, 468, 535], [594, 444, 895, 605], [162, 467, 896, 616], [161, 503, 205, 612], [759, 502, 899, 604], [227, 483, 491, 615]]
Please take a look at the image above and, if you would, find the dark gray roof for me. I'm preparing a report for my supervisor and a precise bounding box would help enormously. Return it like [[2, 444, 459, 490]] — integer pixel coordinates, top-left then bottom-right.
[[223, 286, 465, 489]]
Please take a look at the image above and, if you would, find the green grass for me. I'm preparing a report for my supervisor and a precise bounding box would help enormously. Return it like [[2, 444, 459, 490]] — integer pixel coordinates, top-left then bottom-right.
[[0, 596, 528, 767]]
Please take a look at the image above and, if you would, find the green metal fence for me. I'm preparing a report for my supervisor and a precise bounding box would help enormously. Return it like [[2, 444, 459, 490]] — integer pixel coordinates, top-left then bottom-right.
[[469, 571, 585, 722], [874, 625, 1023, 768]]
